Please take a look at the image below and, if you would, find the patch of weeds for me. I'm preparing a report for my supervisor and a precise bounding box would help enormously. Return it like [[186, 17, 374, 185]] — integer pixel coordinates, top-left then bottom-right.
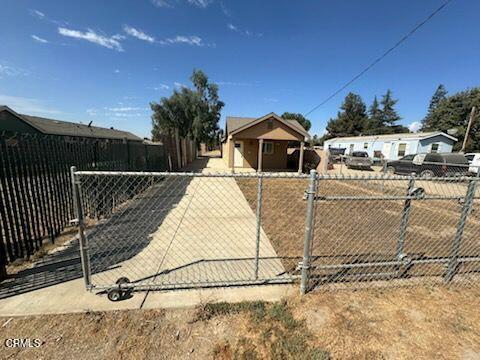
[[199, 300, 330, 359], [193, 301, 266, 322], [268, 301, 301, 330], [233, 337, 260, 360], [212, 341, 233, 359]]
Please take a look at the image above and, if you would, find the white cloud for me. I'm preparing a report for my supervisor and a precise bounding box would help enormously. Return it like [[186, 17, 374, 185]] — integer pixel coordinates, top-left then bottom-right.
[[161, 35, 212, 47], [0, 94, 61, 115], [187, 0, 213, 8], [149, 84, 170, 91], [151, 0, 213, 8], [31, 35, 48, 43], [123, 25, 155, 43], [104, 106, 143, 112], [114, 69, 120, 73], [408, 121, 422, 133], [151, 0, 173, 7], [220, 1, 232, 16], [30, 9, 45, 18], [174, 82, 188, 89], [58, 27, 124, 51], [227, 23, 262, 37], [0, 63, 28, 78]]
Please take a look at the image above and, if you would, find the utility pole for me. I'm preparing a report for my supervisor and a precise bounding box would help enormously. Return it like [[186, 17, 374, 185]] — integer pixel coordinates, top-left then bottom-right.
[[460, 106, 476, 153]]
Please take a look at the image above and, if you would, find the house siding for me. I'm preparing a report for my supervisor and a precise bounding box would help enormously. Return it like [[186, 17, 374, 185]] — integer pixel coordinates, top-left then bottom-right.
[[324, 133, 456, 160]]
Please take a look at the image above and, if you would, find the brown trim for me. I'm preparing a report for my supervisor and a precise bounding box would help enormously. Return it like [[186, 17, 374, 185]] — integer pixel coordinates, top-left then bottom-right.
[[229, 112, 309, 138]]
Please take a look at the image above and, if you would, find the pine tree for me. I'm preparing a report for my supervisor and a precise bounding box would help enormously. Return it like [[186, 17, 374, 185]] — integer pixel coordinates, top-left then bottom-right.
[[380, 89, 401, 126], [421, 84, 447, 129], [365, 96, 383, 133], [326, 92, 368, 137]]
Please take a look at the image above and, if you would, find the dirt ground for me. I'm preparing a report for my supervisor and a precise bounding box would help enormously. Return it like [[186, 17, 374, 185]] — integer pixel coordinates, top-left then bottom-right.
[[236, 176, 480, 284], [1, 285, 479, 359]]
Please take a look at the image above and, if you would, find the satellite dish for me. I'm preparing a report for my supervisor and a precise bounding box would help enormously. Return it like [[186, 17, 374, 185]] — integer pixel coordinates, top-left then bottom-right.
[[447, 128, 458, 135]]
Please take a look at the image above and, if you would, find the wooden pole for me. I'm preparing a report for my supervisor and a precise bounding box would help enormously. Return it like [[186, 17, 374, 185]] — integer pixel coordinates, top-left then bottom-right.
[[460, 106, 476, 153]]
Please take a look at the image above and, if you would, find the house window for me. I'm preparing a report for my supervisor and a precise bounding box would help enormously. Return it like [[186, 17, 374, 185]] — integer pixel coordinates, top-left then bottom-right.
[[363, 142, 368, 149], [430, 143, 439, 153], [262, 141, 274, 154], [397, 143, 407, 157], [267, 119, 273, 129]]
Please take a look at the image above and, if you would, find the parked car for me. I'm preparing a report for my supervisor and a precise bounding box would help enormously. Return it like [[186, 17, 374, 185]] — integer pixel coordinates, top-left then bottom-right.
[[345, 151, 373, 170], [465, 153, 480, 174], [327, 147, 346, 164], [386, 153, 470, 177]]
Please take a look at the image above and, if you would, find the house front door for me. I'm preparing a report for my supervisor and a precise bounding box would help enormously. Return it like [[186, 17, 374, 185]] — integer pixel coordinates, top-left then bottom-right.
[[234, 141, 244, 167]]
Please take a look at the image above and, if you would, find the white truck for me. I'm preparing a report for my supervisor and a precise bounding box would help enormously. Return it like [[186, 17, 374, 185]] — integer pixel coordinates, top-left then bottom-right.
[[465, 153, 480, 174]]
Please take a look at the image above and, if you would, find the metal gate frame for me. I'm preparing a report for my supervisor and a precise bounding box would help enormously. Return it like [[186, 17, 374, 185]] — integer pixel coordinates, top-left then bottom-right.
[[300, 170, 480, 293]]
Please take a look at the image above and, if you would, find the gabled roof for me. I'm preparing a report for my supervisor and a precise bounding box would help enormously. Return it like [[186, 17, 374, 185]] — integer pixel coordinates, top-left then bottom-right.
[[324, 131, 457, 143], [226, 112, 310, 138], [0, 105, 143, 141]]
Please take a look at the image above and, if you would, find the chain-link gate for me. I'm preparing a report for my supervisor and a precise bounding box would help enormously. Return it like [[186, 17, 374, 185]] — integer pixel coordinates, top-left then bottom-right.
[[70, 167, 309, 300], [302, 172, 480, 292], [71, 167, 480, 299]]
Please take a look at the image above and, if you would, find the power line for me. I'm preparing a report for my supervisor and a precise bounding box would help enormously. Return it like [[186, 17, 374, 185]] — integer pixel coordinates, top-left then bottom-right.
[[304, 0, 453, 117]]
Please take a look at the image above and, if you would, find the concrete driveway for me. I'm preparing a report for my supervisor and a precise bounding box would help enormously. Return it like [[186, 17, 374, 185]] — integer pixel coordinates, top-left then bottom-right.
[[89, 155, 286, 289], [0, 155, 290, 316]]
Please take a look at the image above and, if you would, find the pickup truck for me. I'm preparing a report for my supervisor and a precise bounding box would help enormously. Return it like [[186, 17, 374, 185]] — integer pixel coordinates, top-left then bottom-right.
[[345, 151, 373, 170]]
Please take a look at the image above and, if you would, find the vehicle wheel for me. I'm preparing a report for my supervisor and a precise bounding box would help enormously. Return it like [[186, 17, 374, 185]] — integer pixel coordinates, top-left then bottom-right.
[[386, 166, 395, 175], [420, 170, 434, 178], [116, 277, 130, 285], [107, 289, 122, 302]]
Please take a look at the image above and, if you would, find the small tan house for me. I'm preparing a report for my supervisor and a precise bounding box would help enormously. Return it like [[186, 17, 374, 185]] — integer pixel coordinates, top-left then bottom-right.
[[222, 112, 310, 172]]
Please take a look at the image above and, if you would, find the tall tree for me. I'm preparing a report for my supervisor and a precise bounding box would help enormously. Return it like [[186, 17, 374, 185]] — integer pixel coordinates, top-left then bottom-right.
[[422, 87, 480, 151], [281, 112, 312, 131], [326, 92, 368, 137], [151, 69, 224, 143], [365, 96, 383, 133], [421, 84, 447, 129], [380, 89, 401, 126]]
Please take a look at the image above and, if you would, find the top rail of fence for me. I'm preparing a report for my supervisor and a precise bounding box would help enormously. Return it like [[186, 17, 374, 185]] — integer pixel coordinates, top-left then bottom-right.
[[73, 170, 479, 182], [73, 170, 311, 179]]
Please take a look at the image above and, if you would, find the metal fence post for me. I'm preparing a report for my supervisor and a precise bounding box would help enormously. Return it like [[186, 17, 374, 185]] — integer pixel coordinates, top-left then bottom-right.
[[70, 166, 92, 288], [445, 176, 478, 282], [300, 169, 317, 295], [254, 175, 263, 280], [397, 175, 415, 260]]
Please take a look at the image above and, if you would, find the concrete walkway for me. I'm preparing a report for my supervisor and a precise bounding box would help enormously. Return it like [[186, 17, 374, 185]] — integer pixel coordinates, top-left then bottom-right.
[[0, 155, 292, 316]]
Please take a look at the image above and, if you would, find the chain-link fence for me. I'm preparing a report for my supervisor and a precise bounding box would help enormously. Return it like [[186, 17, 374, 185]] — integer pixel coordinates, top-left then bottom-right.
[[71, 167, 480, 299]]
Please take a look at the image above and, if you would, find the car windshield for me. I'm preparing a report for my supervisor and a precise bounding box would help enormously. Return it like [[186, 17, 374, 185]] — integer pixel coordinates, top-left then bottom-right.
[[352, 152, 368, 157]]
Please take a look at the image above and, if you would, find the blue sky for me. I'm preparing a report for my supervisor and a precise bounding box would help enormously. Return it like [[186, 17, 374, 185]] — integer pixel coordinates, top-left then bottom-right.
[[0, 0, 479, 138]]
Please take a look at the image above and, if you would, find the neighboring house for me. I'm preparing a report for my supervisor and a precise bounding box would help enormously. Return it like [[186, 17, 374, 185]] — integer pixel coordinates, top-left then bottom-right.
[[222, 112, 310, 172], [0, 105, 142, 142], [324, 131, 457, 161]]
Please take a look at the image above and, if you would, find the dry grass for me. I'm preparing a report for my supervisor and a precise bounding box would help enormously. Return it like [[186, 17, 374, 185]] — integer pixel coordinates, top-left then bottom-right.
[[1, 286, 480, 359], [236, 177, 480, 283]]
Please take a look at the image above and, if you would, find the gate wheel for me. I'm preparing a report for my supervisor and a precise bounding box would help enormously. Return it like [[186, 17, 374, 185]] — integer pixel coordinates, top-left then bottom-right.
[[107, 289, 122, 302]]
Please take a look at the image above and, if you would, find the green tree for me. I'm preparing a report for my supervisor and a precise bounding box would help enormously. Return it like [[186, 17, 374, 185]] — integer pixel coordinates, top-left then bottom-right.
[[326, 92, 368, 137], [365, 96, 383, 133], [380, 89, 401, 126], [151, 69, 224, 143], [421, 84, 447, 129], [281, 112, 312, 131], [422, 87, 480, 152]]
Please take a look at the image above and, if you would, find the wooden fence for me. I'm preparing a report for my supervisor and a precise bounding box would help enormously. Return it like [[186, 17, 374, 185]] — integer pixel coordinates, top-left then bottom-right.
[[0, 132, 169, 271]]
